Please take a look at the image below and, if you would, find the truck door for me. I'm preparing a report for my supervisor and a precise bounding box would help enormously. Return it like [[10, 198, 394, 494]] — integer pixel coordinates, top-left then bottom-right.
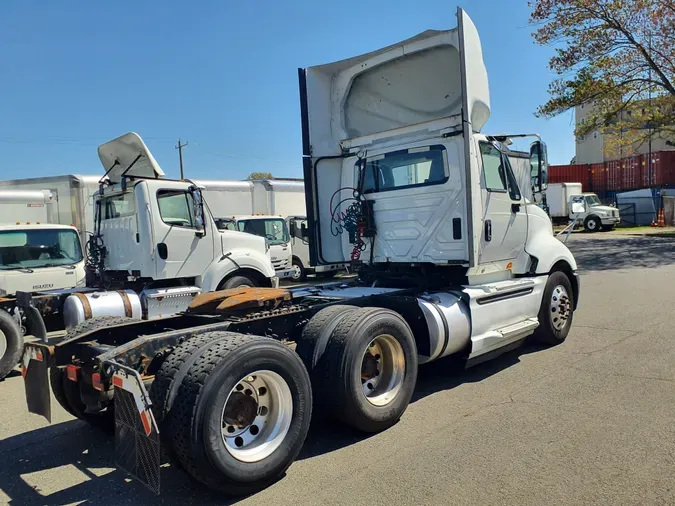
[[477, 142, 528, 264], [154, 188, 215, 279]]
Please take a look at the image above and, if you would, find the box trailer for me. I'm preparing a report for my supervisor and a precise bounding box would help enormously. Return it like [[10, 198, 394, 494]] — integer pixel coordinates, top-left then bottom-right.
[[0, 175, 102, 245]]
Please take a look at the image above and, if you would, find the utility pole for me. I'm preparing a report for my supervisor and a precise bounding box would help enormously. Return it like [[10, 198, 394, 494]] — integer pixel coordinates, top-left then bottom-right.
[[175, 138, 188, 180]]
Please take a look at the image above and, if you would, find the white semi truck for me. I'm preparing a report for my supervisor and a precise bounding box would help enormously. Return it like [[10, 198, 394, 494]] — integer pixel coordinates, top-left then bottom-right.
[[21, 8, 579, 498], [547, 182, 620, 231], [0, 133, 279, 380]]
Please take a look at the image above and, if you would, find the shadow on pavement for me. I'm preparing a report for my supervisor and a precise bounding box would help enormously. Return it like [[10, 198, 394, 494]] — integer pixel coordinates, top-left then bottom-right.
[[0, 342, 538, 505], [567, 235, 675, 272]]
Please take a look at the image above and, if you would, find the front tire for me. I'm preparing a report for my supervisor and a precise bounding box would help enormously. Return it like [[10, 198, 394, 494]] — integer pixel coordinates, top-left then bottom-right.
[[584, 215, 601, 233], [291, 258, 306, 282], [533, 271, 575, 346], [0, 309, 23, 380], [317, 307, 418, 433], [222, 275, 257, 289], [168, 331, 312, 495]]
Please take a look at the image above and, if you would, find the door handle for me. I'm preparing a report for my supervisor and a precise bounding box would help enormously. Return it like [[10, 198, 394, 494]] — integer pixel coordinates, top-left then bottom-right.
[[511, 203, 521, 213], [484, 220, 492, 242]]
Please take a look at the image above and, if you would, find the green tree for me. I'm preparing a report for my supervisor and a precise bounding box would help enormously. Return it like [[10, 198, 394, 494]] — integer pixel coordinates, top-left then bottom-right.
[[530, 0, 675, 157], [247, 172, 273, 180]]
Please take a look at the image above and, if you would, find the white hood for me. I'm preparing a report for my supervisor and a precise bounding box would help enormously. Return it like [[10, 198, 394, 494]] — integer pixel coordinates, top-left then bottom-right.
[[98, 132, 165, 184], [302, 8, 490, 156]]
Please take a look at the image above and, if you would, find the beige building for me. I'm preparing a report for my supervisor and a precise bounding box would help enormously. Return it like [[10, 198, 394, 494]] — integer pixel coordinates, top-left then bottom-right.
[[575, 102, 675, 164]]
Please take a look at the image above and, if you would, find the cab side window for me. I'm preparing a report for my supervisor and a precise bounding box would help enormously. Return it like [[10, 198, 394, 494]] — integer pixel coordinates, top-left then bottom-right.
[[480, 143, 507, 191], [480, 143, 522, 201]]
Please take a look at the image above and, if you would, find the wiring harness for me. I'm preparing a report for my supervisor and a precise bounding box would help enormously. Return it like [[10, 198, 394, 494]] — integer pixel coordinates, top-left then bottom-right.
[[329, 156, 376, 262]]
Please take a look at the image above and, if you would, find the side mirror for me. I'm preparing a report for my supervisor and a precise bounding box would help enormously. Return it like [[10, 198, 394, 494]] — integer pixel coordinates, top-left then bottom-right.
[[570, 196, 586, 215], [300, 222, 308, 239], [288, 219, 297, 237], [529, 140, 549, 194], [189, 187, 206, 237]]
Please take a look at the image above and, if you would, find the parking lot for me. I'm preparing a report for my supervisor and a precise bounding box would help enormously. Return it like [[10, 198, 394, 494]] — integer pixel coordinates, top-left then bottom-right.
[[1, 232, 674, 506]]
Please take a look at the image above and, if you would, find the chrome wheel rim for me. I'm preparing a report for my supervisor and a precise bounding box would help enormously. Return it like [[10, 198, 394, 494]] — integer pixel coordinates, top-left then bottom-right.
[[291, 265, 302, 281], [550, 285, 571, 330], [360, 334, 406, 407], [0, 329, 6, 360], [221, 370, 293, 463]]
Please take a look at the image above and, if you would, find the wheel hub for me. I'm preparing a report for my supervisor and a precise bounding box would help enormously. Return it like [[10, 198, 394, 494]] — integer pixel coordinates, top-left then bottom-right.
[[550, 285, 571, 330], [0, 330, 6, 360], [220, 370, 293, 463], [359, 335, 405, 407]]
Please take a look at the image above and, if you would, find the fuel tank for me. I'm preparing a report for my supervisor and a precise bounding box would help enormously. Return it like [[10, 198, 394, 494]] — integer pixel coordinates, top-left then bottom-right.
[[417, 291, 471, 363], [63, 290, 142, 330]]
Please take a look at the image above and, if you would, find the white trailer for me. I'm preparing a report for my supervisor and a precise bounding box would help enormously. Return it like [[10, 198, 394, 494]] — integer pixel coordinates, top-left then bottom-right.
[[21, 8, 580, 498], [0, 175, 102, 245], [0, 189, 57, 224], [547, 182, 583, 219]]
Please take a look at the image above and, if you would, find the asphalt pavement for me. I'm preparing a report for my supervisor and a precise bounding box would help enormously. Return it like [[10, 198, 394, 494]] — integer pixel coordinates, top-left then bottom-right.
[[1, 232, 674, 505]]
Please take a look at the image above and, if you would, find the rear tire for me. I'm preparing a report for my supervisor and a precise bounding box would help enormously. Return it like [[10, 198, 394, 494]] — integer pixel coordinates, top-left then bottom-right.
[[532, 271, 575, 346], [54, 316, 133, 430], [317, 307, 418, 433], [0, 309, 23, 380], [168, 331, 312, 495], [222, 275, 257, 289]]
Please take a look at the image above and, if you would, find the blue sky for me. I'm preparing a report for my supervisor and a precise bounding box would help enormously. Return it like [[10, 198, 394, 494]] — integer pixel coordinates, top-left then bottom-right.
[[0, 0, 576, 181]]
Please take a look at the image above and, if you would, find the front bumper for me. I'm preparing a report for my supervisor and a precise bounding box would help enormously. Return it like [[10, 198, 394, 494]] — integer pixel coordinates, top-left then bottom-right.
[[601, 216, 620, 226], [572, 271, 581, 310], [276, 267, 298, 280]]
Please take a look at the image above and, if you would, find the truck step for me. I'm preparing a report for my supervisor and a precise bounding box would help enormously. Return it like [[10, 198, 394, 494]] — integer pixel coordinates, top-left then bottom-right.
[[496, 318, 539, 340]]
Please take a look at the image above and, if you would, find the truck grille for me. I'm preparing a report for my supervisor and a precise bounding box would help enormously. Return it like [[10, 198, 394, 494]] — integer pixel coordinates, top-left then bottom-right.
[[272, 259, 289, 270]]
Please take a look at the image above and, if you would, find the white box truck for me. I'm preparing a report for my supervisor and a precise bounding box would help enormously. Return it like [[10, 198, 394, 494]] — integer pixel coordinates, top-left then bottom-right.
[[547, 182, 620, 231], [21, 9, 579, 498], [0, 175, 102, 246]]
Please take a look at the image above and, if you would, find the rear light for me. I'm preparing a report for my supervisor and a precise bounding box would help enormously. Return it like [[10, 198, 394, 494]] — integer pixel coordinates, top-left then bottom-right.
[[66, 364, 80, 382], [92, 372, 104, 392]]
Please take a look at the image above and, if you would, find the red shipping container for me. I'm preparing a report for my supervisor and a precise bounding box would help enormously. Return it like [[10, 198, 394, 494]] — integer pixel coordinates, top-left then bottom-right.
[[549, 164, 590, 191], [664, 151, 675, 186], [622, 156, 639, 190], [590, 163, 607, 191], [607, 160, 621, 190]]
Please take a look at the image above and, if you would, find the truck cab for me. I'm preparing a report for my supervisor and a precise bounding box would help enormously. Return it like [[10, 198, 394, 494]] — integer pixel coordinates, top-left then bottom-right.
[[93, 134, 279, 291], [213, 214, 297, 280], [0, 224, 86, 296]]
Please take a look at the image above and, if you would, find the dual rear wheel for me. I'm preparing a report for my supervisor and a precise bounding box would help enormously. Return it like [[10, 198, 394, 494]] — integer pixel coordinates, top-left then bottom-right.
[[150, 307, 418, 495]]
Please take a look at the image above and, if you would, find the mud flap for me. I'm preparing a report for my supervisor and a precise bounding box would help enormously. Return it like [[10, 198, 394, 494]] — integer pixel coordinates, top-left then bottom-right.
[[22, 344, 51, 422], [107, 361, 161, 495]]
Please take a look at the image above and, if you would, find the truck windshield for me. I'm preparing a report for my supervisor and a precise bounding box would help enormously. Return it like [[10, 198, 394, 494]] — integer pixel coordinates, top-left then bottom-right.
[[585, 195, 602, 207], [236, 218, 289, 245], [0, 229, 83, 270]]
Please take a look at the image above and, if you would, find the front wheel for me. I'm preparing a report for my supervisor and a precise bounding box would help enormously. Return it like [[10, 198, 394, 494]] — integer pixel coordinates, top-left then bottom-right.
[[532, 271, 575, 346], [584, 216, 601, 233], [222, 275, 257, 289], [291, 258, 306, 282]]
